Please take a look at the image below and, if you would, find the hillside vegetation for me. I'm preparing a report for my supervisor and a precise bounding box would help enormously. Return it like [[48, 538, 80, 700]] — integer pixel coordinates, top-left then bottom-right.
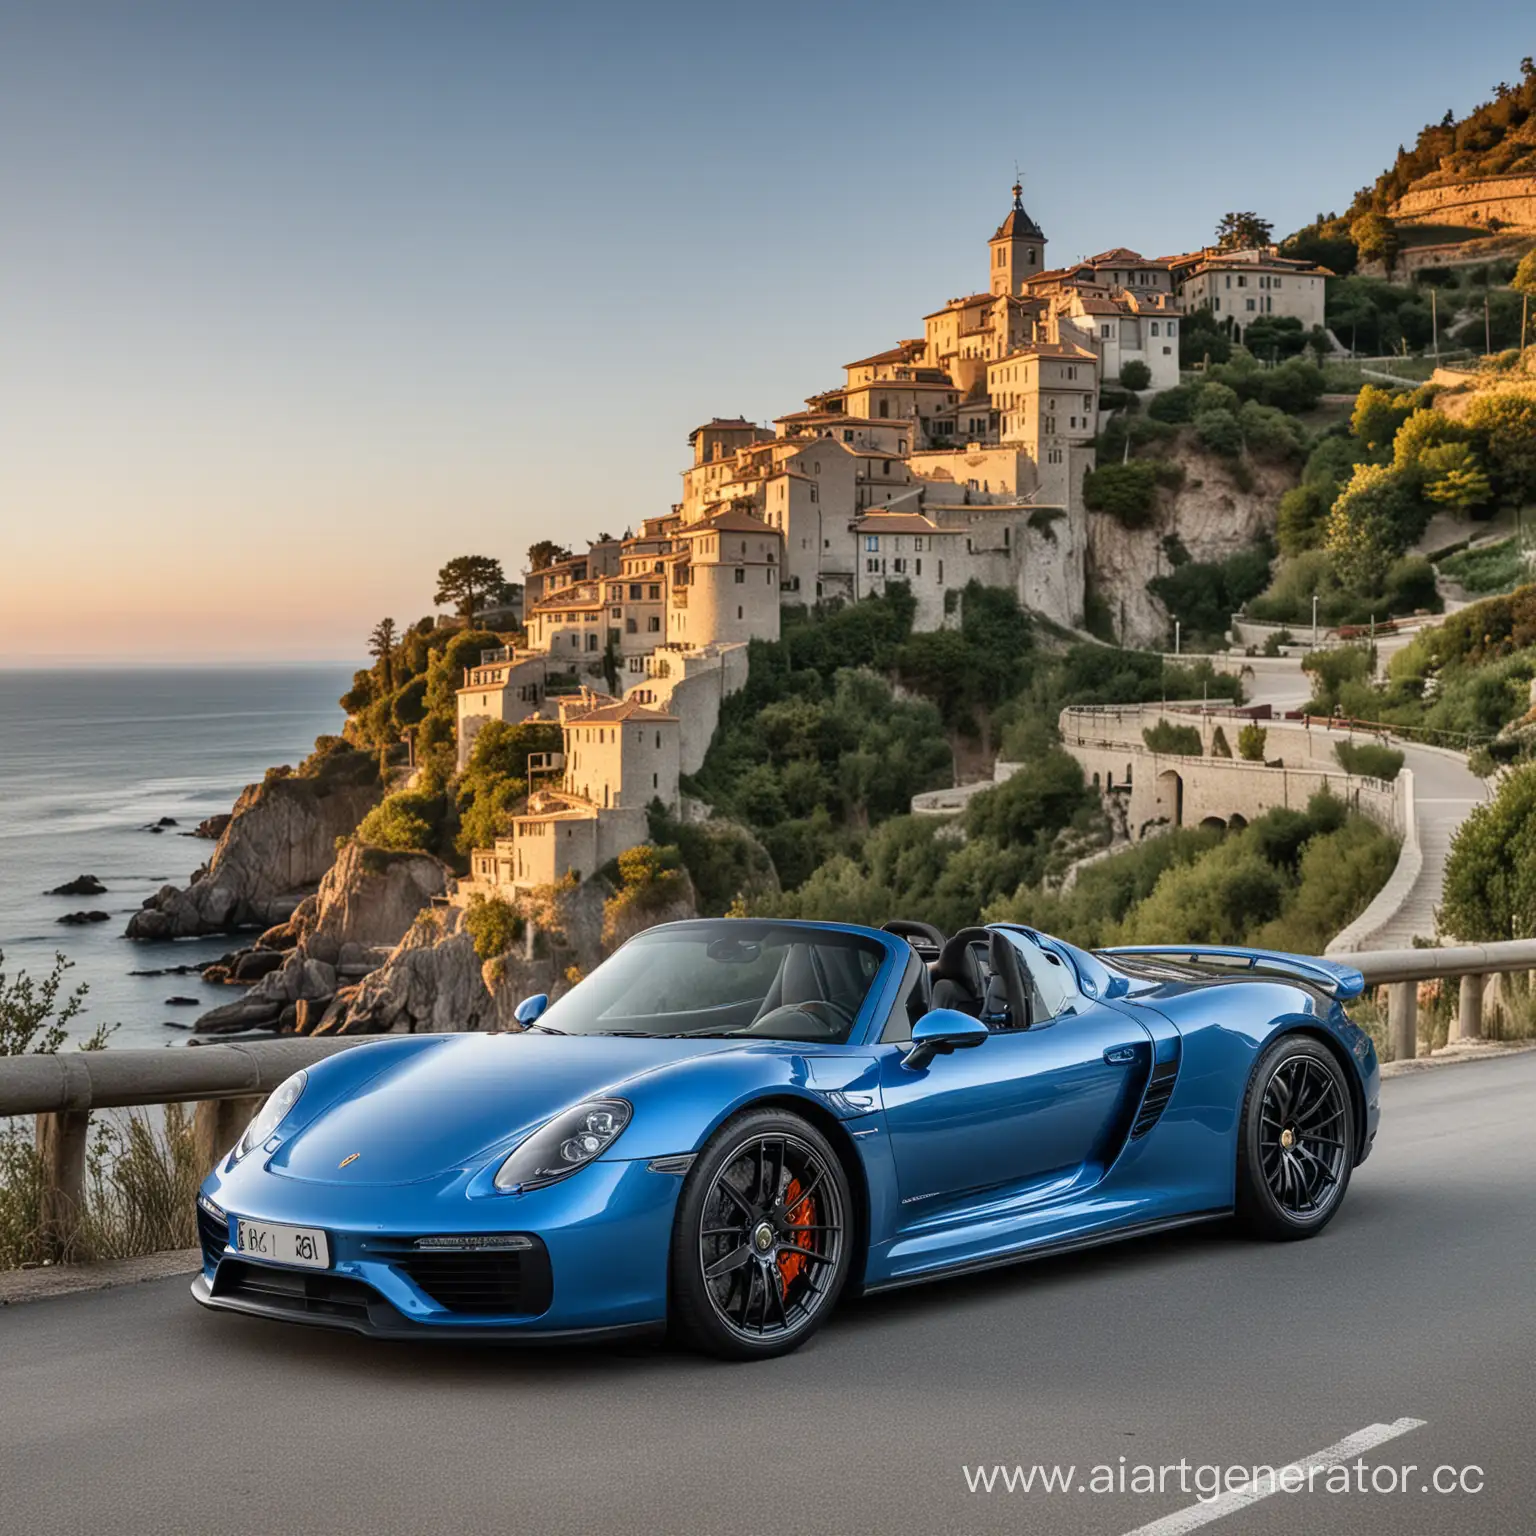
[[1246, 371, 1536, 628], [1283, 59, 1536, 274]]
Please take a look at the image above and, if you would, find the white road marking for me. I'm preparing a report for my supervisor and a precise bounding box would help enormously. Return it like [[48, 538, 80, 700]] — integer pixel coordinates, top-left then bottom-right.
[[1117, 1417, 1427, 1536]]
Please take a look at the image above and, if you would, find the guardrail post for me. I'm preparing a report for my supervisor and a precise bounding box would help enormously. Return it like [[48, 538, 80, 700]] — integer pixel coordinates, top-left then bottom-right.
[[193, 1095, 264, 1176], [1388, 981, 1418, 1062], [35, 1110, 90, 1262], [1453, 974, 1484, 1044]]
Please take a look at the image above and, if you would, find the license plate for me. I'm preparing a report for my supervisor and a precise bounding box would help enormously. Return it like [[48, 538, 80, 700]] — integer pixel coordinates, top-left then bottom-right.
[[234, 1218, 330, 1270]]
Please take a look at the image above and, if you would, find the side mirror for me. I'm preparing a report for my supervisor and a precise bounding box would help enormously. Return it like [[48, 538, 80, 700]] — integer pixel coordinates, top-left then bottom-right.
[[514, 993, 549, 1026], [902, 1008, 989, 1071]]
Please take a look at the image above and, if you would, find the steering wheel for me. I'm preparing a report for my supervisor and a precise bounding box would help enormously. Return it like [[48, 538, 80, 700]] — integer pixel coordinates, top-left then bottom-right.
[[746, 999, 855, 1039]]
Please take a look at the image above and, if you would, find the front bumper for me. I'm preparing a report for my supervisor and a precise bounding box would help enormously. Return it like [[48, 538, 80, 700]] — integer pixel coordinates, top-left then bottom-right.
[[195, 1154, 681, 1339], [189, 1272, 663, 1344]]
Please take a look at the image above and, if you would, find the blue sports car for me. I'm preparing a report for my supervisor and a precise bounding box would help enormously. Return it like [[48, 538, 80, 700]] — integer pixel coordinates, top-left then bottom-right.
[[193, 918, 1380, 1359]]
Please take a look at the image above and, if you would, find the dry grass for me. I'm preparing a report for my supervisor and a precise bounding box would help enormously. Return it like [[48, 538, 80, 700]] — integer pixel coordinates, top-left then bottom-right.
[[0, 1105, 200, 1270], [1352, 972, 1536, 1063]]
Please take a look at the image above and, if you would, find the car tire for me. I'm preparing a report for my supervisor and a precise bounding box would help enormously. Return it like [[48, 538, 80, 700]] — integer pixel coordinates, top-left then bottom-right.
[[1236, 1035, 1356, 1241], [669, 1107, 854, 1360]]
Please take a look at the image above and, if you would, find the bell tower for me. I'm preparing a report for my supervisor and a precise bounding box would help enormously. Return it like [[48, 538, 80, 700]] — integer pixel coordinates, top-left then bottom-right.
[[988, 178, 1047, 296]]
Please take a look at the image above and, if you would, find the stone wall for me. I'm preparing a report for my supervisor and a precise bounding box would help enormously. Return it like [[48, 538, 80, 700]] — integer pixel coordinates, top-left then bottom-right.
[[1390, 174, 1536, 233]]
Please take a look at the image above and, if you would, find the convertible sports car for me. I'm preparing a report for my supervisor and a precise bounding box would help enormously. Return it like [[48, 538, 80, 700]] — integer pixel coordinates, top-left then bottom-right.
[[193, 918, 1380, 1358]]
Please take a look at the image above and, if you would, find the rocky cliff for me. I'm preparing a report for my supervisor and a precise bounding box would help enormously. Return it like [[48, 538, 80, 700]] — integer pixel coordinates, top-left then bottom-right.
[[127, 753, 382, 941], [1089, 444, 1290, 649], [192, 843, 451, 1033], [299, 866, 699, 1037]]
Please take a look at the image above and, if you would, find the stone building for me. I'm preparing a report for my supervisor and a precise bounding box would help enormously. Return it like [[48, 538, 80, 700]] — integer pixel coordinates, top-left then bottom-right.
[[1171, 246, 1330, 340], [465, 694, 681, 895]]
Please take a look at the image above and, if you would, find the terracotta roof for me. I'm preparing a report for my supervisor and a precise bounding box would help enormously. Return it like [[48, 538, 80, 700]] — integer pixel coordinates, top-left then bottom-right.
[[853, 512, 946, 535], [843, 340, 926, 370], [690, 507, 778, 535], [687, 416, 758, 443], [569, 698, 678, 725]]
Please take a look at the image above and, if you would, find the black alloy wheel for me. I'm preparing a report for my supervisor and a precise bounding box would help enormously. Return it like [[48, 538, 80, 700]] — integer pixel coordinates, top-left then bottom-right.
[[1237, 1035, 1356, 1240], [669, 1109, 852, 1359]]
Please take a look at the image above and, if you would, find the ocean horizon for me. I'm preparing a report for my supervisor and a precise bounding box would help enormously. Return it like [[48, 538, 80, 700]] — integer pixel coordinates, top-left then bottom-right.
[[0, 666, 354, 1049]]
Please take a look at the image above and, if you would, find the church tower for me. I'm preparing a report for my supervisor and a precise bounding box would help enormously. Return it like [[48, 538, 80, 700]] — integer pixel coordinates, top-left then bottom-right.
[[988, 180, 1047, 295]]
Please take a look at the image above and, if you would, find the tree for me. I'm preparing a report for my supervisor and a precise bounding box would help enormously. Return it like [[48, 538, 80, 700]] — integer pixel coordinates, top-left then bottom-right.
[[1464, 389, 1536, 503], [367, 617, 398, 696], [1325, 464, 1417, 594], [527, 540, 573, 572], [1513, 248, 1536, 296], [434, 556, 505, 628], [1419, 443, 1491, 512], [1350, 213, 1399, 273], [1215, 212, 1274, 252], [1119, 359, 1152, 390], [1238, 723, 1268, 762], [1441, 764, 1536, 939]]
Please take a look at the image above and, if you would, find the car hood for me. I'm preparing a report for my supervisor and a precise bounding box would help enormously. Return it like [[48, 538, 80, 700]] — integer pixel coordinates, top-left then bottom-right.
[[266, 1032, 751, 1186]]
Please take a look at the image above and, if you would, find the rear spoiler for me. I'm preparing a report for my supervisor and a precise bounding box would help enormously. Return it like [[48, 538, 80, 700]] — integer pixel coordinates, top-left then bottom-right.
[[1099, 945, 1366, 1001]]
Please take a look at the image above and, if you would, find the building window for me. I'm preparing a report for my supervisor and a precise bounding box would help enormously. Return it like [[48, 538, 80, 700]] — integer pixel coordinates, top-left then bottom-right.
[[915, 558, 922, 576], [736, 606, 743, 620], [1150, 322, 1159, 337], [647, 616, 660, 632], [864, 535, 878, 552], [733, 567, 745, 585], [625, 618, 637, 633], [648, 584, 660, 599], [1168, 320, 1176, 335], [866, 557, 879, 573], [1246, 298, 1256, 312]]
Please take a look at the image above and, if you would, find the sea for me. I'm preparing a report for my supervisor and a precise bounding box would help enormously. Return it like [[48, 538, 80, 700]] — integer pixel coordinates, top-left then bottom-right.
[[0, 667, 353, 1051]]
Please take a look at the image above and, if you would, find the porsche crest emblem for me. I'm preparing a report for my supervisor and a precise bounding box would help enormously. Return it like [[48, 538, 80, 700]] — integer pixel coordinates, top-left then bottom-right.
[[338, 1153, 361, 1169]]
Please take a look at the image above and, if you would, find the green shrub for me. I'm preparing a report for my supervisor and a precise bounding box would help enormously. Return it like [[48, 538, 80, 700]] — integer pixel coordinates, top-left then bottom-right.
[[464, 894, 524, 960], [1334, 740, 1404, 781], [1119, 359, 1152, 390], [1442, 764, 1536, 941], [355, 789, 445, 853], [1083, 460, 1170, 529], [1194, 406, 1243, 457], [1142, 721, 1203, 756], [1438, 538, 1529, 596], [1150, 542, 1272, 644], [1211, 725, 1233, 758], [1148, 385, 1198, 424], [391, 675, 428, 729], [1238, 722, 1268, 761]]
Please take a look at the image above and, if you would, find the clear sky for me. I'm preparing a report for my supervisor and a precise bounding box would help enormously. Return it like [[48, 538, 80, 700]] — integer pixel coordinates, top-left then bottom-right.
[[2, 1, 1531, 664]]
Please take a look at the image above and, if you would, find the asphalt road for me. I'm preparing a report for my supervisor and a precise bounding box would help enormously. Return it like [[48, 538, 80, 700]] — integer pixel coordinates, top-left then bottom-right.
[[4, 1054, 1536, 1536]]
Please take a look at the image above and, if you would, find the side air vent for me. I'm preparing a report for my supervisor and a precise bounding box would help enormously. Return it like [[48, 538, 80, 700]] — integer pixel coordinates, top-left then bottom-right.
[[1131, 1051, 1180, 1140]]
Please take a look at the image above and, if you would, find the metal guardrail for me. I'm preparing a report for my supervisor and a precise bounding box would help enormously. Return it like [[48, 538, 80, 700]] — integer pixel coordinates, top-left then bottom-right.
[[3, 1037, 373, 1260], [0, 1038, 366, 1119], [7, 938, 1536, 1259]]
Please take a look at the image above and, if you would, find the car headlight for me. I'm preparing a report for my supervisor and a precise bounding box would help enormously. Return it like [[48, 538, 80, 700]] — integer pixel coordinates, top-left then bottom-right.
[[234, 1070, 308, 1160], [494, 1099, 631, 1192]]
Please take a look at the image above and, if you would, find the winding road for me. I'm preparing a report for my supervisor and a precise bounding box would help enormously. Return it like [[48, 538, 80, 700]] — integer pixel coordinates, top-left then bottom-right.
[[3, 1053, 1535, 1536]]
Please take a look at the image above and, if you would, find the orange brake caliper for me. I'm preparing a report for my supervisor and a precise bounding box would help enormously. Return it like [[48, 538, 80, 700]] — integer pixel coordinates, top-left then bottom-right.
[[777, 1177, 815, 1295]]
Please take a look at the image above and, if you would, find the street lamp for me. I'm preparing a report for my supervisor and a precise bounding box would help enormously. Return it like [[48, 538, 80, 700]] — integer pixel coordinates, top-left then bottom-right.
[[1174, 619, 1181, 657], [1312, 594, 1319, 651]]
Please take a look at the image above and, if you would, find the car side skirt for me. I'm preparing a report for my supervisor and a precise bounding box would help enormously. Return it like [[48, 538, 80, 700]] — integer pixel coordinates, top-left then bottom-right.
[[859, 1208, 1232, 1295]]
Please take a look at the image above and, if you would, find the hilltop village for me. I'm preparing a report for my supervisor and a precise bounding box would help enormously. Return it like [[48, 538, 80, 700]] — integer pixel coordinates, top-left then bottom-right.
[[451, 187, 1330, 899]]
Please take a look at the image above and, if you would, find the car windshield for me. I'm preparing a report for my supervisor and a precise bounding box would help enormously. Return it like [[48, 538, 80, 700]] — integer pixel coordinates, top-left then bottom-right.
[[533, 922, 887, 1044]]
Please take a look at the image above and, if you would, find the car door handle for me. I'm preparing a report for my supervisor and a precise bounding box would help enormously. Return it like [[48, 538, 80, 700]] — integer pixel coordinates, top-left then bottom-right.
[[1103, 1046, 1137, 1064]]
